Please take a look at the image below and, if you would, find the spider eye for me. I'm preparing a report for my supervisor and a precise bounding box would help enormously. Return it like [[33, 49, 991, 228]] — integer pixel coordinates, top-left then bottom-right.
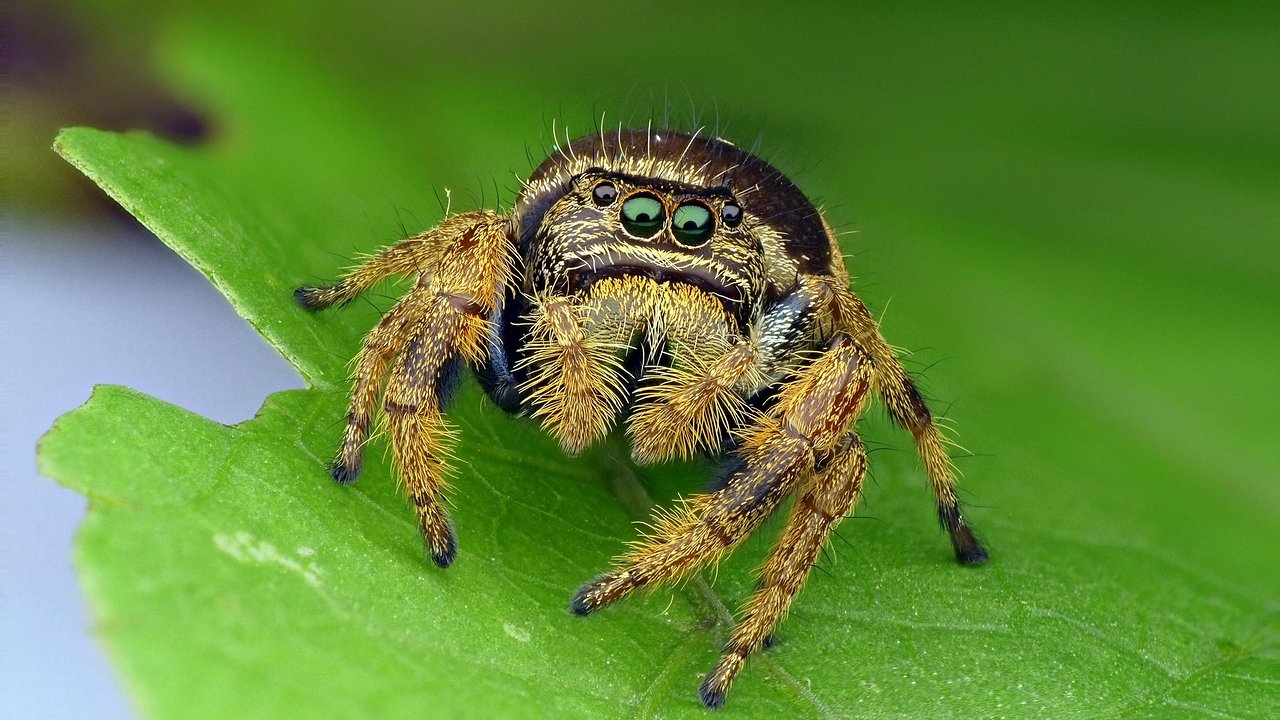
[[721, 202, 743, 228], [672, 202, 714, 246], [620, 193, 665, 238], [592, 182, 618, 206]]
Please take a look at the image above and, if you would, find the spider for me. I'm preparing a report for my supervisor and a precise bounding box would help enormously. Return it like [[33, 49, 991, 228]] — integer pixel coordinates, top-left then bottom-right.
[[296, 127, 988, 709]]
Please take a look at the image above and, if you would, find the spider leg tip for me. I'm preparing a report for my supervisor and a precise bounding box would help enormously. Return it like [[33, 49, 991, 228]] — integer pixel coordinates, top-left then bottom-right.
[[955, 540, 990, 566], [294, 286, 326, 311], [937, 502, 989, 565], [951, 526, 989, 566], [329, 461, 361, 485], [568, 588, 596, 617], [697, 679, 727, 710], [428, 535, 458, 569]]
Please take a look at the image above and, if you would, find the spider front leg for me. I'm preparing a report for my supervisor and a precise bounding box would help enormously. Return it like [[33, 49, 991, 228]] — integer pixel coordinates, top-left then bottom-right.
[[569, 424, 812, 615], [520, 277, 737, 455], [700, 433, 867, 708], [690, 334, 873, 705], [518, 277, 656, 455], [572, 334, 873, 623], [831, 284, 988, 564], [626, 335, 760, 463], [627, 276, 831, 464], [297, 210, 515, 565], [295, 213, 472, 310]]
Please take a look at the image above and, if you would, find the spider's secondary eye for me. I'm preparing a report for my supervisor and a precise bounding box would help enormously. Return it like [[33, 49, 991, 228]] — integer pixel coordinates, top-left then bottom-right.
[[592, 182, 618, 206], [721, 202, 743, 228], [621, 193, 665, 238], [672, 202, 714, 246]]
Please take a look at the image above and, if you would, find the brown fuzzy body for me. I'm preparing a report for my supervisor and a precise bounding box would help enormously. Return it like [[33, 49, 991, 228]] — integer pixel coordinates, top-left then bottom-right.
[[296, 128, 987, 708]]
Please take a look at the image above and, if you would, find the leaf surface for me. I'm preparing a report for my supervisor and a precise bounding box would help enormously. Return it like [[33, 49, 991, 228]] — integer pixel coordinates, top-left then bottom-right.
[[42, 4, 1280, 718]]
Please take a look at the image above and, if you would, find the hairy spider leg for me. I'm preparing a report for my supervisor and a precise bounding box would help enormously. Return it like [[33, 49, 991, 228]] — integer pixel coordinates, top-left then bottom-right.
[[834, 285, 988, 565], [624, 279, 755, 464], [517, 281, 645, 455], [571, 334, 873, 623], [627, 337, 760, 463], [329, 294, 425, 484], [700, 433, 867, 708], [568, 431, 810, 616], [294, 213, 483, 310], [523, 275, 754, 458], [382, 309, 471, 567], [298, 211, 515, 565], [627, 276, 832, 465], [696, 333, 873, 707]]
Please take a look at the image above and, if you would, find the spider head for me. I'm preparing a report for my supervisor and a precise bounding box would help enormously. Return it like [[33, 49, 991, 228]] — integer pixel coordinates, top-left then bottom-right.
[[522, 166, 765, 315], [513, 129, 842, 319]]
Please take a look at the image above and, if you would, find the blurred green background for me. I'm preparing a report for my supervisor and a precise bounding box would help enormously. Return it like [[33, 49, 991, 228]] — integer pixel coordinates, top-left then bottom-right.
[[10, 0, 1279, 718]]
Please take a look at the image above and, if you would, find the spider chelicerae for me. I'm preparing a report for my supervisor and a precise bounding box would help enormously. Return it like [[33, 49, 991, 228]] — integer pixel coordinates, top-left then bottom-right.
[[296, 127, 988, 708]]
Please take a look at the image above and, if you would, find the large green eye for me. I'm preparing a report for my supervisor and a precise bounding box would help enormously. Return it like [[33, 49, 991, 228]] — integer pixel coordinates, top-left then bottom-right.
[[672, 202, 714, 245], [621, 193, 665, 238]]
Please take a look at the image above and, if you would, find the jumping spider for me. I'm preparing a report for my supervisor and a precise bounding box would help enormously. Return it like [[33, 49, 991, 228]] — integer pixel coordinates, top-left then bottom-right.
[[296, 128, 988, 708]]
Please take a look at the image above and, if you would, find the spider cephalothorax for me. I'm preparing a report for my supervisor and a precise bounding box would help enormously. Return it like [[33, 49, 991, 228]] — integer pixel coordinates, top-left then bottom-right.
[[296, 128, 988, 708]]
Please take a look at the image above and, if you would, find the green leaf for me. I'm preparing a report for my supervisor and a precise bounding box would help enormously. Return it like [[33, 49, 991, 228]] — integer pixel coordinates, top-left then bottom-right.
[[41, 4, 1280, 719]]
